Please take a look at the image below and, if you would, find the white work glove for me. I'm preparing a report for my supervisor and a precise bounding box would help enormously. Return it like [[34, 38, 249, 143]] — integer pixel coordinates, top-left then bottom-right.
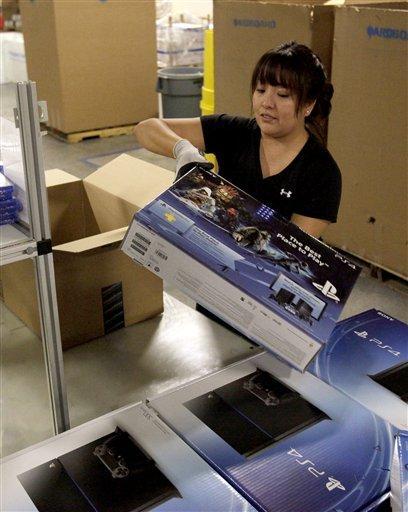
[[173, 139, 213, 181]]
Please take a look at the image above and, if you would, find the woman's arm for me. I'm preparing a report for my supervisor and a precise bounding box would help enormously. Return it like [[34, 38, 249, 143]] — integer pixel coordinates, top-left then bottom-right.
[[133, 117, 206, 156], [291, 214, 330, 238]]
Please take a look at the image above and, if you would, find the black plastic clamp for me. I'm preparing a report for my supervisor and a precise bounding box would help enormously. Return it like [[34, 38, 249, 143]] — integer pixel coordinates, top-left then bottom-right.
[[37, 238, 53, 256]]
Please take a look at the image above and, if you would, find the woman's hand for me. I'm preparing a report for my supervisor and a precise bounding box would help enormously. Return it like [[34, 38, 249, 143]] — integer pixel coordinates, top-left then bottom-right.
[[173, 139, 208, 174]]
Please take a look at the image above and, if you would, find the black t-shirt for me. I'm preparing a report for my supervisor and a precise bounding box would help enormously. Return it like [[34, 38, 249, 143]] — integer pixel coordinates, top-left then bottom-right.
[[201, 114, 341, 223]]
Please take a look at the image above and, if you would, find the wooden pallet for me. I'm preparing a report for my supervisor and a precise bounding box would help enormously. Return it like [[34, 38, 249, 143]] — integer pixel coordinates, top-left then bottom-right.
[[43, 124, 136, 143]]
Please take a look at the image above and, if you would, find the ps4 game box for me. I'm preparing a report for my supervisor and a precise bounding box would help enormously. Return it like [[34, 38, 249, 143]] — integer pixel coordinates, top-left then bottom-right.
[[309, 309, 408, 430], [122, 167, 361, 370]]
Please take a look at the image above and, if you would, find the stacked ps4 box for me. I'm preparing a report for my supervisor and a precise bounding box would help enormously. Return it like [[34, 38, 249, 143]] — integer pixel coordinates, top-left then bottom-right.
[[0, 172, 22, 225], [121, 166, 407, 511]]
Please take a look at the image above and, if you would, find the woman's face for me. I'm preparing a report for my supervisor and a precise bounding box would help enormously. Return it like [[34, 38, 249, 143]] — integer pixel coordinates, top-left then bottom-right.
[[252, 81, 309, 139]]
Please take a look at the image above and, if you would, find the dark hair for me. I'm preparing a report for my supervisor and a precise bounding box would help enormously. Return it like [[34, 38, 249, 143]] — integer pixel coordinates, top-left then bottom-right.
[[251, 41, 333, 128]]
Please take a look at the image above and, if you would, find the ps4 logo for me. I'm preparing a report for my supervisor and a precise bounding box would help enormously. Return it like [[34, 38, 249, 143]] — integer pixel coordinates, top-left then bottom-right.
[[354, 331, 400, 357], [312, 280, 340, 302], [287, 447, 346, 492]]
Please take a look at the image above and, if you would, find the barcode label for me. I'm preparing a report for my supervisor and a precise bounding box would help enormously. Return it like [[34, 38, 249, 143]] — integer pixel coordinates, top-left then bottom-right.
[[135, 232, 151, 246], [131, 239, 148, 256], [155, 249, 168, 261], [132, 239, 148, 252]]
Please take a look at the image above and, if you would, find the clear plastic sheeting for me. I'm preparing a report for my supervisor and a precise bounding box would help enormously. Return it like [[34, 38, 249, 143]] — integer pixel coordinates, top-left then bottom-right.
[[156, 13, 209, 67], [0, 32, 28, 84], [0, 116, 28, 224]]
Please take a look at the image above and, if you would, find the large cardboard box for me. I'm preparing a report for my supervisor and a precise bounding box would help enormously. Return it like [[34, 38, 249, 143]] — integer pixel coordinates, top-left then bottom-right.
[[323, 5, 408, 278], [122, 166, 361, 371], [19, 0, 158, 133], [2, 155, 174, 349], [213, 0, 335, 116]]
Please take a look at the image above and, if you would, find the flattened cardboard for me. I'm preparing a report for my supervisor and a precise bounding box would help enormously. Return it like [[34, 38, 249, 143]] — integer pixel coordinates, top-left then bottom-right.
[[19, 0, 157, 133], [2, 156, 169, 349], [53, 228, 127, 254], [323, 6, 408, 278]]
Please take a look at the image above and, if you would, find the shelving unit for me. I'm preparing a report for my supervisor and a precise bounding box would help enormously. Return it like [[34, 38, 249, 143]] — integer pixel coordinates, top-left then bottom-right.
[[1, 81, 70, 434]]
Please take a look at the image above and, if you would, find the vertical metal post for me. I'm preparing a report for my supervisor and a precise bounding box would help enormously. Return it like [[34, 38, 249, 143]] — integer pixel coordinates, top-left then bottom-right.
[[15, 81, 70, 433]]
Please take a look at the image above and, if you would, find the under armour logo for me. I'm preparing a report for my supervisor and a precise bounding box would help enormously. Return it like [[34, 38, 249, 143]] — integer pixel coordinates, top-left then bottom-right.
[[312, 280, 340, 302], [280, 188, 292, 198]]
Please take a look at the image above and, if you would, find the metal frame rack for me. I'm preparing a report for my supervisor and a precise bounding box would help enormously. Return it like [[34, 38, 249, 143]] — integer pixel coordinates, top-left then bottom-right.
[[1, 81, 70, 433]]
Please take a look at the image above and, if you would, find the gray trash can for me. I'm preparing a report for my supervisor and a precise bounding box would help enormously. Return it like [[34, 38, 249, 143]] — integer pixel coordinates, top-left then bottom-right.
[[157, 66, 204, 118]]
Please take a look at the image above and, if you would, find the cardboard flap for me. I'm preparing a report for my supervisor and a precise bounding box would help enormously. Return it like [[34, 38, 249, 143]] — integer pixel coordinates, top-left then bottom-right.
[[83, 154, 174, 211], [53, 227, 127, 254], [45, 168, 82, 187]]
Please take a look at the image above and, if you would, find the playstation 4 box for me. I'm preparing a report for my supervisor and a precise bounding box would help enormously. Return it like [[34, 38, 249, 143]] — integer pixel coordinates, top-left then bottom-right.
[[149, 351, 394, 512], [309, 309, 408, 431], [122, 167, 361, 370]]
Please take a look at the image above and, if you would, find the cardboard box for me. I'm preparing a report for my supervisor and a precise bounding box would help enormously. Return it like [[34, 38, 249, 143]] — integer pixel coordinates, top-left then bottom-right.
[[323, 5, 408, 278], [150, 351, 394, 512], [122, 167, 361, 370], [213, 0, 335, 116], [309, 309, 408, 430], [19, 0, 158, 133], [2, 155, 174, 349]]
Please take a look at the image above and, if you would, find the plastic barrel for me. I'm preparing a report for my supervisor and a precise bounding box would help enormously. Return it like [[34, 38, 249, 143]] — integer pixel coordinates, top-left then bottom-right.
[[157, 66, 204, 118]]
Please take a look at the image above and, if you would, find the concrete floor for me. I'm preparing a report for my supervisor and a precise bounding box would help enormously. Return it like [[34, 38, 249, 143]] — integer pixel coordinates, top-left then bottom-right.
[[1, 83, 407, 458]]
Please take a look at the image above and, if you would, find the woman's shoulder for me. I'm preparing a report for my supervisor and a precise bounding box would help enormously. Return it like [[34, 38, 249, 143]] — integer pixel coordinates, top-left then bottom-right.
[[201, 113, 258, 132]]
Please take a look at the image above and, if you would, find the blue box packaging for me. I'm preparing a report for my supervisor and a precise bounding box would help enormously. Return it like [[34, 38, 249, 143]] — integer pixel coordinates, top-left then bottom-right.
[[0, 197, 22, 213], [122, 167, 361, 370], [149, 352, 395, 512], [0, 173, 14, 201], [0, 210, 18, 225], [309, 309, 408, 430]]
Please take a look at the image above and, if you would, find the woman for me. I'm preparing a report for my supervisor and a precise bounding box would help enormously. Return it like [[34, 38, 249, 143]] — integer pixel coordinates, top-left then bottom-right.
[[134, 41, 341, 239]]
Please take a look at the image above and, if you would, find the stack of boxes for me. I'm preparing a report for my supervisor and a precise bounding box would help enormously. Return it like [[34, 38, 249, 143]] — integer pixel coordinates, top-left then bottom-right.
[[0, 117, 28, 225], [121, 167, 407, 511], [0, 173, 22, 225], [19, 0, 158, 134], [121, 165, 407, 510]]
